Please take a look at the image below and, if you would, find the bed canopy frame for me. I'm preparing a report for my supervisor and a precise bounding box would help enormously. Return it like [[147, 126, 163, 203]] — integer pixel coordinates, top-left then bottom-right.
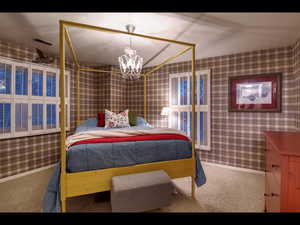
[[59, 20, 197, 212]]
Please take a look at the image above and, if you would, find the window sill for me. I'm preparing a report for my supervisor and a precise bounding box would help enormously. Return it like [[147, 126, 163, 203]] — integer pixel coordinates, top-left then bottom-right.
[[196, 147, 210, 151], [0, 128, 70, 141]]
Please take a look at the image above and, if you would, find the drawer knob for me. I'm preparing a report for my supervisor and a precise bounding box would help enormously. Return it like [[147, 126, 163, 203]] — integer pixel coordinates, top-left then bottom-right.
[[264, 193, 270, 197], [271, 164, 280, 168], [271, 193, 279, 197]]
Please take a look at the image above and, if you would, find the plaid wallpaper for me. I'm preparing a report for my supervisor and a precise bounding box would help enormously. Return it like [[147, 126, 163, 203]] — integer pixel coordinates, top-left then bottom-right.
[[1, 37, 300, 179], [199, 46, 297, 171], [126, 76, 144, 117], [97, 65, 128, 113], [97, 65, 144, 115], [132, 45, 299, 171], [0, 40, 102, 179], [97, 65, 111, 112], [293, 39, 300, 129], [110, 66, 128, 112], [78, 69, 102, 123]]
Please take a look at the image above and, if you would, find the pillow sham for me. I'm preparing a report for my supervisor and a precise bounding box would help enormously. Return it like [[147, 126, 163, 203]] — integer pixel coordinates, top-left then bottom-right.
[[128, 111, 137, 126], [81, 117, 98, 127], [105, 109, 130, 128], [97, 112, 105, 127], [136, 117, 153, 127]]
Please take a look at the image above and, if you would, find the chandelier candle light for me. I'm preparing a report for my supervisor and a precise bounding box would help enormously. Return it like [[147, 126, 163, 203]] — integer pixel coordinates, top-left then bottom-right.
[[118, 24, 143, 80]]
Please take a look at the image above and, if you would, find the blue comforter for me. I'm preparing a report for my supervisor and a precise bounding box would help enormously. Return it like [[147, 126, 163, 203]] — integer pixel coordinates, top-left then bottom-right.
[[42, 118, 206, 212]]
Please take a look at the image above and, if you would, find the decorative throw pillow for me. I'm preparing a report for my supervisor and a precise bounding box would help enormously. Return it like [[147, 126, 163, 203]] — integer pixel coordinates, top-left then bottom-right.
[[105, 109, 130, 128], [128, 111, 137, 126], [136, 117, 153, 128], [97, 112, 105, 127]]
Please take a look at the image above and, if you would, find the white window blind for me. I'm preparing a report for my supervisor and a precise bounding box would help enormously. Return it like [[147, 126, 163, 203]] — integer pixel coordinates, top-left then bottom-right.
[[169, 70, 211, 150], [0, 56, 70, 140]]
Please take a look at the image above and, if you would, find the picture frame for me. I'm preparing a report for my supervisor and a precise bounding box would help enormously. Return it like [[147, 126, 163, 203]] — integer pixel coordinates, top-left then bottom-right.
[[228, 73, 282, 112]]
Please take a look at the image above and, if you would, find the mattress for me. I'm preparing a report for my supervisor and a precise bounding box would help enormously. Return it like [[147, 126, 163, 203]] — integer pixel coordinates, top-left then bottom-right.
[[67, 117, 192, 172]]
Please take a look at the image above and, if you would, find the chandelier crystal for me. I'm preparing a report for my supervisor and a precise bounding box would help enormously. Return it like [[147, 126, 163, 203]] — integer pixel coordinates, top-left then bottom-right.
[[118, 24, 143, 80]]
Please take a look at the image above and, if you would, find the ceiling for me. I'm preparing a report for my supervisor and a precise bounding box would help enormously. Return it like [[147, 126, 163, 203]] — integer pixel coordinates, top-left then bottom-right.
[[0, 12, 300, 67]]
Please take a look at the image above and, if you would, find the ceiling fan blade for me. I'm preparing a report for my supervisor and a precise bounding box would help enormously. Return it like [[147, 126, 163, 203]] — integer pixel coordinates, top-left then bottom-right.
[[33, 38, 53, 46], [36, 48, 46, 59]]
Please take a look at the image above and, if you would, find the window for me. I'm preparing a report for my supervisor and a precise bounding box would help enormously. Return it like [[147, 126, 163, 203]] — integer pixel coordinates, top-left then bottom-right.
[[46, 72, 56, 97], [0, 57, 70, 140], [15, 66, 28, 95], [15, 103, 28, 132], [0, 103, 11, 134], [32, 69, 43, 96], [47, 104, 57, 129], [0, 63, 12, 94], [32, 103, 43, 130], [169, 70, 211, 150]]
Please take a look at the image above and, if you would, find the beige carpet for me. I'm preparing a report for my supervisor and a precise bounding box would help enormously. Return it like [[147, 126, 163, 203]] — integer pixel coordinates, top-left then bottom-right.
[[0, 163, 265, 212]]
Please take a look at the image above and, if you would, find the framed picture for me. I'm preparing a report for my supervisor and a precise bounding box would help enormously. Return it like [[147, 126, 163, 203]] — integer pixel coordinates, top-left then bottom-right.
[[228, 73, 282, 112]]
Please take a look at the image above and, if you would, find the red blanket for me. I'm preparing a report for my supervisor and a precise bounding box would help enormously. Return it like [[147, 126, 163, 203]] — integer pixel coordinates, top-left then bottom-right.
[[70, 133, 190, 148]]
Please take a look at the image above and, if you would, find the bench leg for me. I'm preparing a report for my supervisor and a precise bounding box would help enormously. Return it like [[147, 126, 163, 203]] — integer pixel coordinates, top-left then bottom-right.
[[61, 198, 66, 212], [191, 176, 196, 200]]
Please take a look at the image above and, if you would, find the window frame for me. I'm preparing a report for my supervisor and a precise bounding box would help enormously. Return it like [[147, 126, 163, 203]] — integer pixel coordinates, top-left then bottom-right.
[[0, 56, 70, 140], [31, 100, 44, 135], [0, 100, 12, 139], [14, 63, 29, 97], [168, 69, 211, 151], [31, 68, 44, 98], [0, 62, 13, 96]]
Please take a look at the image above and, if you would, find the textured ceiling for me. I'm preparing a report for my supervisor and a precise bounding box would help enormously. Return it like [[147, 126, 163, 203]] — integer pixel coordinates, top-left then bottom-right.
[[0, 12, 300, 67]]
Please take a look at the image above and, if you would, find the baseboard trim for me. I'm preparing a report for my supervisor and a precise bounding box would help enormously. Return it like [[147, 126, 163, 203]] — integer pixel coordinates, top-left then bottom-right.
[[0, 164, 56, 184], [202, 162, 265, 175]]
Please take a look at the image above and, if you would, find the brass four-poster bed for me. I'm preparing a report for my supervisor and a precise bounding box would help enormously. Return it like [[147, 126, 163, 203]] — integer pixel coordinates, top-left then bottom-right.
[[58, 20, 198, 212]]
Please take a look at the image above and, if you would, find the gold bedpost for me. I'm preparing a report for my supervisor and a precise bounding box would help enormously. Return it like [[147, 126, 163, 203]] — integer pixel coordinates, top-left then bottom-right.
[[59, 20, 67, 212], [191, 45, 196, 200], [56, 20, 199, 208], [144, 75, 147, 121], [76, 68, 80, 126], [65, 26, 80, 127]]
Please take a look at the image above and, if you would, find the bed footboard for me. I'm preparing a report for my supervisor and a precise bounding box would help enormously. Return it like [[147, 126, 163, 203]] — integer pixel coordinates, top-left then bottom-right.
[[65, 158, 195, 198]]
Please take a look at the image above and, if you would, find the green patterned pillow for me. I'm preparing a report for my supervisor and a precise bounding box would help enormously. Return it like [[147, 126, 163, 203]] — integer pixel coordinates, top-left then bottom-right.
[[128, 111, 137, 126]]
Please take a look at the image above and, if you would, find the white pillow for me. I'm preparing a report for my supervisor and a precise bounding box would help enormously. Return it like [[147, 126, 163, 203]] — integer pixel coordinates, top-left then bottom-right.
[[105, 109, 130, 128]]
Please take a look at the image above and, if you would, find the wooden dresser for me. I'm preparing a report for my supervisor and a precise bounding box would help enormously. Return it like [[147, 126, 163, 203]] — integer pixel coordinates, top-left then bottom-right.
[[264, 131, 300, 212]]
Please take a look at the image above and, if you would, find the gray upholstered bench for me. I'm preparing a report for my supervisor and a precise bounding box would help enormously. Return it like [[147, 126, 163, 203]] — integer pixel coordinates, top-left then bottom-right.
[[110, 170, 173, 212]]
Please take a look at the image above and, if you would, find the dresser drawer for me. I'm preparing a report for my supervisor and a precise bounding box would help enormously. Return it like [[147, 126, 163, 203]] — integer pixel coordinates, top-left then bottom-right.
[[271, 153, 281, 184], [268, 191, 280, 212], [266, 172, 281, 212], [285, 157, 300, 212], [266, 142, 281, 184], [265, 181, 272, 212]]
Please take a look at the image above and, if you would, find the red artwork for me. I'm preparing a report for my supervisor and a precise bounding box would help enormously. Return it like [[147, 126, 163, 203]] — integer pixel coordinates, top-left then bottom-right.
[[228, 73, 282, 112]]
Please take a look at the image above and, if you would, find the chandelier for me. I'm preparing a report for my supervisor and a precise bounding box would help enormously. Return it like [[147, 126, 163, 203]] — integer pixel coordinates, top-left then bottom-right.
[[118, 24, 143, 80]]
